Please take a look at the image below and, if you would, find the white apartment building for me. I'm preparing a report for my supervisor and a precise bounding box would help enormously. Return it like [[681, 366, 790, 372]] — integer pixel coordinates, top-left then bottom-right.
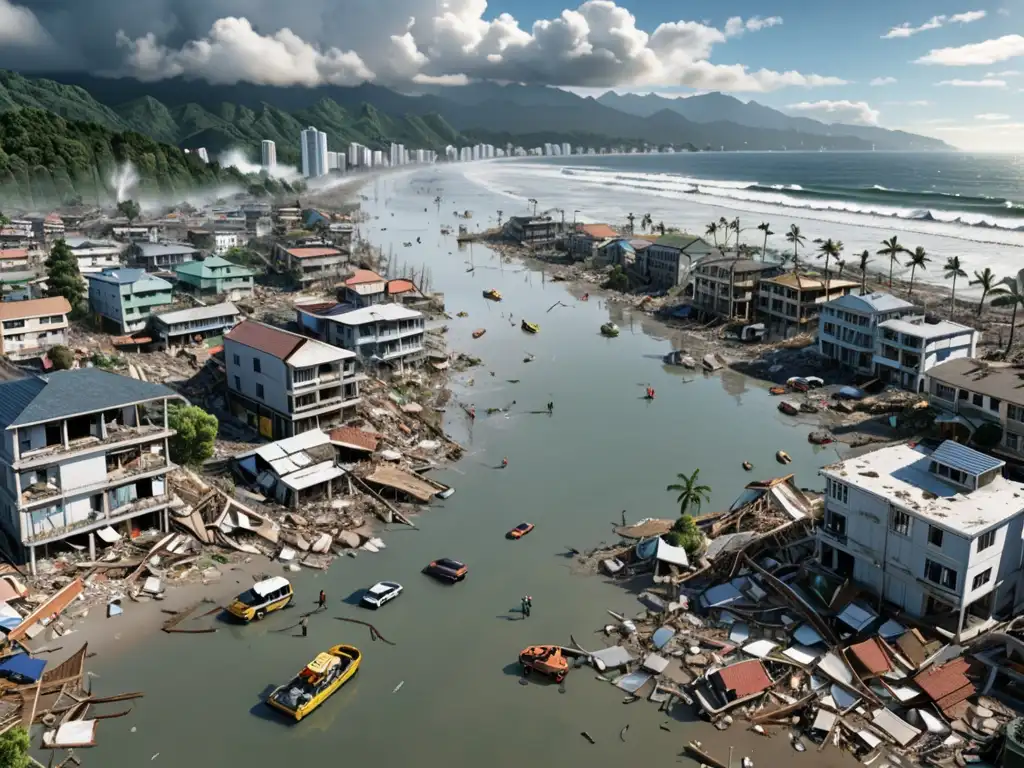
[[347, 143, 362, 169], [0, 369, 179, 572], [261, 140, 277, 170], [195, 148, 209, 163], [874, 317, 978, 393], [65, 236, 122, 275], [372, 150, 384, 167], [0, 297, 71, 362], [297, 303, 425, 373], [818, 292, 915, 375], [561, 142, 572, 156], [301, 126, 328, 178], [817, 440, 1024, 641], [224, 320, 363, 440], [359, 146, 372, 168]]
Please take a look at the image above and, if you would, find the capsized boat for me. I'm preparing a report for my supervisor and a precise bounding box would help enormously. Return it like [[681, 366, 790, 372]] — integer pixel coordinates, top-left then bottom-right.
[[600, 322, 620, 337], [266, 644, 361, 721], [521, 320, 540, 334], [483, 289, 502, 301], [472, 328, 486, 339], [519, 645, 570, 683], [778, 401, 799, 416]]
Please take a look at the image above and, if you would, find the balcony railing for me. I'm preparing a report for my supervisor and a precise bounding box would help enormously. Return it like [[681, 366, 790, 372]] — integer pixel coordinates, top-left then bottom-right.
[[23, 493, 171, 545], [18, 425, 170, 468]]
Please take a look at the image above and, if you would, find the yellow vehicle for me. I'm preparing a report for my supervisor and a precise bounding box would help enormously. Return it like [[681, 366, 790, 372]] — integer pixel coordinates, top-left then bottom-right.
[[226, 576, 293, 622], [483, 289, 502, 301], [266, 645, 362, 721]]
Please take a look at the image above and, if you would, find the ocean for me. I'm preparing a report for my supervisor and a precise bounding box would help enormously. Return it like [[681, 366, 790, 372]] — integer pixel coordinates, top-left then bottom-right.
[[464, 152, 1024, 294]]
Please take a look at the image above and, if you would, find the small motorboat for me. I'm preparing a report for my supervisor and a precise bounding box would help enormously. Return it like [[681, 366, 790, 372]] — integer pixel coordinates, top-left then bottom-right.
[[265, 645, 361, 721], [769, 386, 786, 396], [483, 289, 502, 301], [521, 320, 540, 334], [776, 450, 792, 464], [804, 376, 824, 389], [600, 322, 619, 337], [523, 354, 535, 363], [742, 461, 753, 471], [472, 329, 486, 339], [519, 645, 570, 683], [456, 311, 468, 318], [778, 401, 799, 416]]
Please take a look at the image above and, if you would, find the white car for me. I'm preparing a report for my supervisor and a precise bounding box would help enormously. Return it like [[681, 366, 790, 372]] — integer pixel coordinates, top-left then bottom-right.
[[361, 581, 403, 609]]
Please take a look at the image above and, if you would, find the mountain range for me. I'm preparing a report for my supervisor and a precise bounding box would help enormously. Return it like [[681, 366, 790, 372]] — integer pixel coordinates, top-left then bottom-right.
[[2, 71, 950, 165]]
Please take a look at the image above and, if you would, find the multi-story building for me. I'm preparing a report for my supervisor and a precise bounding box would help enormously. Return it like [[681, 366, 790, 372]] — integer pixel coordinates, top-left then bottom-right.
[[299, 303, 426, 374], [639, 233, 714, 291], [873, 317, 978, 393], [173, 256, 257, 301], [0, 297, 71, 362], [926, 358, 1024, 461], [86, 268, 174, 334], [301, 126, 329, 178], [0, 219, 34, 247], [339, 269, 387, 308], [0, 248, 30, 271], [505, 216, 559, 246], [224, 320, 362, 440], [567, 223, 619, 261], [690, 257, 783, 322], [187, 230, 240, 255], [347, 142, 362, 169], [757, 273, 859, 331], [64, 237, 122, 275], [0, 369, 179, 572], [127, 241, 199, 271], [152, 302, 241, 350], [195, 148, 209, 163], [261, 140, 277, 170], [818, 292, 916, 375], [817, 440, 1024, 641], [272, 244, 346, 287]]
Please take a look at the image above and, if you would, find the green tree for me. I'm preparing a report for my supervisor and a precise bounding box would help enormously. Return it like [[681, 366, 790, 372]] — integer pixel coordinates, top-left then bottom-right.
[[0, 726, 31, 768], [626, 212, 636, 234], [48, 344, 75, 370], [167, 404, 218, 466], [757, 221, 773, 262], [816, 238, 843, 297], [992, 269, 1024, 355], [666, 468, 712, 517], [0, 211, 10, 229], [943, 256, 967, 317], [857, 249, 871, 294], [602, 265, 629, 292], [705, 222, 719, 248], [904, 246, 930, 298], [666, 514, 704, 556], [785, 224, 806, 283], [45, 238, 85, 309], [969, 267, 1003, 317], [640, 213, 652, 232], [877, 236, 906, 289], [116, 199, 142, 225]]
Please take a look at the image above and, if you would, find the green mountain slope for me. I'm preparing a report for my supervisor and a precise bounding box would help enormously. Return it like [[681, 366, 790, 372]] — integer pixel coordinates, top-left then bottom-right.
[[0, 71, 128, 131]]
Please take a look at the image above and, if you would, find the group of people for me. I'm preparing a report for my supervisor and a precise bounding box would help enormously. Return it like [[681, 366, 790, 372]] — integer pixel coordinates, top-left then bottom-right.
[[300, 590, 329, 637], [520, 595, 533, 618], [645, 386, 656, 399]]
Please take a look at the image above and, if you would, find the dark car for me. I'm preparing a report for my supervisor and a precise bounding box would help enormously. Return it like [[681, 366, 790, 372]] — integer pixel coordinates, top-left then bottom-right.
[[425, 558, 468, 583]]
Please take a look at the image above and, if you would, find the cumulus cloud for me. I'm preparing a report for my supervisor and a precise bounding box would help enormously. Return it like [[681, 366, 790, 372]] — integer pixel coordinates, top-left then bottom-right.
[[785, 100, 881, 126], [882, 10, 985, 39], [917, 34, 1024, 65], [0, 0, 845, 93], [0, 0, 50, 46], [869, 76, 897, 85], [937, 78, 1007, 86], [976, 112, 1011, 119]]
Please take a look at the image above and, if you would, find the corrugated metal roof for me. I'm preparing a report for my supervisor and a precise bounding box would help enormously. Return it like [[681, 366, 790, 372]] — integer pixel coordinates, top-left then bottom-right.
[[155, 302, 239, 326], [0, 297, 70, 321], [914, 657, 975, 711], [930, 439, 1004, 477], [828, 291, 914, 314], [329, 426, 379, 452], [225, 321, 304, 361], [715, 659, 772, 698], [847, 637, 891, 675], [133, 242, 198, 257]]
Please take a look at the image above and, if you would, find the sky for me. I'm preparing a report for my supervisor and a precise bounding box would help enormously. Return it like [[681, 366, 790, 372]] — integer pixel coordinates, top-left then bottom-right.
[[0, 0, 1022, 150]]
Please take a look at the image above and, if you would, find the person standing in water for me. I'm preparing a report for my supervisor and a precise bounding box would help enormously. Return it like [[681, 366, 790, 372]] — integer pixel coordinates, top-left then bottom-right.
[[300, 616, 309, 637], [318, 590, 326, 610]]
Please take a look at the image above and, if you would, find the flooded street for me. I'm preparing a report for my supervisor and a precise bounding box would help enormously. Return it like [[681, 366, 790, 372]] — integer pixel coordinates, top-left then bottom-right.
[[85, 168, 856, 768]]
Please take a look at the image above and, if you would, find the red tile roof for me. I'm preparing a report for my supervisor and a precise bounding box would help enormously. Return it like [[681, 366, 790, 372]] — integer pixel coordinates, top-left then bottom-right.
[[0, 249, 29, 259], [329, 426, 380, 452], [285, 247, 341, 259], [226, 320, 305, 361], [0, 296, 71, 321], [579, 223, 619, 240], [715, 660, 772, 698], [914, 658, 976, 714], [387, 279, 415, 295], [847, 638, 891, 675], [345, 269, 385, 286]]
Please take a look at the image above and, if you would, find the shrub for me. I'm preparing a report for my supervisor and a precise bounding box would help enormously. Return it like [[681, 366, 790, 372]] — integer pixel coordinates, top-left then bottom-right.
[[48, 344, 75, 370], [167, 404, 218, 466]]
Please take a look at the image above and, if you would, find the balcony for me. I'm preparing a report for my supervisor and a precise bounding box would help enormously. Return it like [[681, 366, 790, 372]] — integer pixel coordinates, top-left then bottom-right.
[[819, 525, 848, 546], [23, 492, 172, 546], [17, 424, 171, 469]]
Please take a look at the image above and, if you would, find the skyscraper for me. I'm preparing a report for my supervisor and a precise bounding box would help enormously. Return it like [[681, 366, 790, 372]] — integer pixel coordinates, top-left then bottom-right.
[[300, 126, 328, 178], [261, 140, 277, 170], [196, 147, 210, 163]]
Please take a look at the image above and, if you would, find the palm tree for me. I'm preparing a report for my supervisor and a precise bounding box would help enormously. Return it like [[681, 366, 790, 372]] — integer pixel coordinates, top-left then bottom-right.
[[730, 217, 741, 250], [657, 221, 666, 235], [904, 246, 930, 298], [943, 256, 967, 317], [877, 236, 906, 289], [785, 224, 806, 274], [496, 209, 503, 228], [626, 212, 636, 234], [666, 469, 712, 517], [705, 222, 719, 248], [719, 216, 730, 249], [527, 198, 538, 216], [992, 270, 1024, 354], [969, 267, 1004, 317], [757, 222, 773, 262], [857, 250, 871, 294], [816, 238, 843, 297], [836, 258, 847, 279], [641, 213, 653, 232]]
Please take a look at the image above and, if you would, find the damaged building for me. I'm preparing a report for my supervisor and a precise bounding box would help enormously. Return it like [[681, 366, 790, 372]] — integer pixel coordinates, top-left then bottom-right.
[[234, 429, 345, 510]]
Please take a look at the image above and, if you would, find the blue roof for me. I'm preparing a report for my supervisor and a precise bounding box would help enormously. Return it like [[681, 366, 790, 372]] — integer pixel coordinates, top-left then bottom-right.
[[827, 291, 914, 314], [86, 268, 146, 285], [930, 440, 1004, 477], [0, 653, 46, 682]]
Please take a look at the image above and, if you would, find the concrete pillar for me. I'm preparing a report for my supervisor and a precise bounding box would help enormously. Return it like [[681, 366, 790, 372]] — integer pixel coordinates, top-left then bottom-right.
[[61, 421, 69, 449], [29, 545, 36, 577], [956, 602, 968, 643], [88, 533, 95, 561]]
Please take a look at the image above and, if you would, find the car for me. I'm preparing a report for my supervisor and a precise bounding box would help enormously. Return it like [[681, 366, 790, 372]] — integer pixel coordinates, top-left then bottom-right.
[[507, 522, 535, 540], [425, 558, 468, 583], [361, 581, 403, 609]]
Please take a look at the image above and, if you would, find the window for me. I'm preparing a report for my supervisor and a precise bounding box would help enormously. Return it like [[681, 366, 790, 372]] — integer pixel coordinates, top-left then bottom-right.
[[253, 358, 262, 373], [928, 525, 944, 548], [233, 376, 241, 391], [973, 393, 984, 407], [825, 510, 847, 537], [1010, 404, 1024, 422], [1007, 433, 1020, 453], [924, 559, 957, 590], [958, 389, 968, 401], [256, 383, 265, 399], [827, 478, 848, 505], [990, 397, 1001, 412], [890, 509, 912, 536], [972, 569, 992, 590], [977, 529, 996, 551], [933, 383, 955, 401], [233, 354, 240, 366]]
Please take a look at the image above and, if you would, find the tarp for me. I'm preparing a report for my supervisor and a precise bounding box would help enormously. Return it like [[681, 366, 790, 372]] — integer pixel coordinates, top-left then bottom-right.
[[872, 708, 922, 746], [591, 646, 635, 669], [42, 720, 96, 748], [0, 653, 46, 682], [655, 538, 689, 568]]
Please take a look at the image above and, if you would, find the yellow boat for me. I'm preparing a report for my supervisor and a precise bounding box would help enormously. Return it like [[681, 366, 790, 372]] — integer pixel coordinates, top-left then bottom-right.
[[521, 320, 540, 334], [266, 644, 361, 721], [483, 289, 502, 301]]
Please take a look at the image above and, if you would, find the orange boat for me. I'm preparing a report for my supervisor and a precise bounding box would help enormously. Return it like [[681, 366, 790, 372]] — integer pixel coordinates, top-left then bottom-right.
[[519, 645, 570, 683], [769, 386, 786, 396], [472, 329, 486, 339]]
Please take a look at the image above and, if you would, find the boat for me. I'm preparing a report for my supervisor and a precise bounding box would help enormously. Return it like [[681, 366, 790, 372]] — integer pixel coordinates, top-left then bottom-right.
[[472, 329, 486, 339], [521, 320, 540, 334], [776, 450, 792, 464], [519, 645, 570, 683], [804, 376, 825, 389], [769, 386, 786, 396], [787, 377, 810, 392], [523, 354, 535, 363], [778, 401, 799, 416], [600, 322, 619, 337], [483, 289, 502, 301], [456, 311, 468, 318], [265, 644, 361, 721], [742, 461, 753, 471]]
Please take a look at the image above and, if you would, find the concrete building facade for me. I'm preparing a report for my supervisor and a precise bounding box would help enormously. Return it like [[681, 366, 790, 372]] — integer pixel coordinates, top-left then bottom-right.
[[818, 292, 916, 375], [0, 297, 71, 362]]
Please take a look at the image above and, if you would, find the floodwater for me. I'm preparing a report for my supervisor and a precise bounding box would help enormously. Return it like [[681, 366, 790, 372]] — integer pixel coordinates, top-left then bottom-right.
[[84, 168, 856, 768]]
